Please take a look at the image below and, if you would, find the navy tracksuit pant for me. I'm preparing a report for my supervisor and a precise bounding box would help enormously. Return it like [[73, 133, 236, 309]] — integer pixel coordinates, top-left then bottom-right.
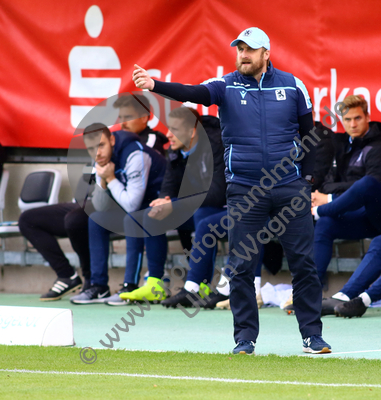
[[227, 179, 323, 343], [341, 235, 381, 301], [314, 176, 381, 283], [88, 206, 167, 287]]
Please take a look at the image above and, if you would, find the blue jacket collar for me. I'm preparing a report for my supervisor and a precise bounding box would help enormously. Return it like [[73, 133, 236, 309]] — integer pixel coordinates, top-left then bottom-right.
[[238, 61, 274, 86]]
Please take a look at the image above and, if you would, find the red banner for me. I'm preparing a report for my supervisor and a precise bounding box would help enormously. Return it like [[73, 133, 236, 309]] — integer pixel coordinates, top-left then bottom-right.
[[1, 0, 380, 148]]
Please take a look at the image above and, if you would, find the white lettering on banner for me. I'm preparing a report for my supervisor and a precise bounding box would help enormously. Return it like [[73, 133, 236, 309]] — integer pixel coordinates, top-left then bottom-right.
[[217, 66, 224, 78], [313, 87, 327, 121], [68, 6, 121, 128], [329, 68, 349, 132], [376, 89, 381, 113], [84, 5, 103, 38], [314, 69, 376, 131], [144, 69, 162, 130], [353, 87, 371, 114]]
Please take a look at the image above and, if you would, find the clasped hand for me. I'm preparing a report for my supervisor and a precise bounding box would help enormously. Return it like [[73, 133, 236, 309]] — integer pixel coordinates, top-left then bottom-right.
[[311, 191, 328, 207], [96, 162, 116, 189], [148, 196, 173, 220]]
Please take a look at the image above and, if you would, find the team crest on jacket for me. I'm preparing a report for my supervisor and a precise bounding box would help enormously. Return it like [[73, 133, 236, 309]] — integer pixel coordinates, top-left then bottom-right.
[[275, 89, 286, 101]]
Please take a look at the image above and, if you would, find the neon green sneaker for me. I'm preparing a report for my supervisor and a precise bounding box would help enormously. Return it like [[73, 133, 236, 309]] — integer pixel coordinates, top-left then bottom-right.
[[199, 282, 212, 298], [119, 277, 166, 302]]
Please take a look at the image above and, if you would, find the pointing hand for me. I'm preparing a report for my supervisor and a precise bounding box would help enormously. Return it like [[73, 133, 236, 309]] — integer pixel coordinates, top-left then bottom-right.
[[132, 64, 155, 91]]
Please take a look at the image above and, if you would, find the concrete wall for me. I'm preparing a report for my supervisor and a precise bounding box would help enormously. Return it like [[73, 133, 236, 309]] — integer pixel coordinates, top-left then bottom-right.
[[0, 262, 351, 299]]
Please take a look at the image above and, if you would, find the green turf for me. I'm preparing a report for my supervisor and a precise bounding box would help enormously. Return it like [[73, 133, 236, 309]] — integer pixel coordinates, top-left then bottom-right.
[[1, 346, 381, 400], [1, 294, 381, 358]]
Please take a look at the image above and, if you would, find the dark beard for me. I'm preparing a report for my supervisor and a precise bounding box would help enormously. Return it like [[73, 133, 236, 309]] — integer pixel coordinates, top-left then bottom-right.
[[235, 56, 265, 77]]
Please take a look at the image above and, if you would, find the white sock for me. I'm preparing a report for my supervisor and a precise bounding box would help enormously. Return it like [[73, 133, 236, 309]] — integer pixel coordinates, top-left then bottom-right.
[[217, 274, 230, 296], [312, 206, 320, 221], [332, 292, 350, 301], [254, 277, 261, 294], [359, 292, 372, 307], [184, 280, 200, 293]]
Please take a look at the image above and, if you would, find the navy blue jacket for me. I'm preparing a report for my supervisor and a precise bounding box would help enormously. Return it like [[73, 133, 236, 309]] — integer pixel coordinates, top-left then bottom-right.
[[111, 130, 166, 207], [320, 122, 381, 195], [202, 62, 312, 187], [159, 116, 226, 208]]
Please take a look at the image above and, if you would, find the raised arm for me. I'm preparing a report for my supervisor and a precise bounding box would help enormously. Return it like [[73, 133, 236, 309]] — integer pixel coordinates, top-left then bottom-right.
[[132, 64, 212, 106]]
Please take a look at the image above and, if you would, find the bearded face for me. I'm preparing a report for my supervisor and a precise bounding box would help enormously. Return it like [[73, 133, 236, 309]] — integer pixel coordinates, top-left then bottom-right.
[[235, 45, 267, 77]]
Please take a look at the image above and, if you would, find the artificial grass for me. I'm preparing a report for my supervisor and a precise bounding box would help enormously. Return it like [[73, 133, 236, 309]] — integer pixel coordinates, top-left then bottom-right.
[[0, 346, 380, 400]]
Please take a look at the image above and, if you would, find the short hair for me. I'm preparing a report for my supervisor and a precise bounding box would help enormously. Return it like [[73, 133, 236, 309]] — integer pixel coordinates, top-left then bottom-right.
[[83, 123, 111, 139], [340, 95, 368, 116], [168, 107, 202, 131], [113, 94, 151, 116]]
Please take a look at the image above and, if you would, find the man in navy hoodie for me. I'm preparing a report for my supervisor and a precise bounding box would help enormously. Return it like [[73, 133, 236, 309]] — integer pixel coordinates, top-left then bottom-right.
[[113, 94, 168, 156], [132, 27, 330, 355], [70, 123, 167, 304], [121, 107, 227, 305], [311, 96, 381, 314], [18, 94, 167, 302]]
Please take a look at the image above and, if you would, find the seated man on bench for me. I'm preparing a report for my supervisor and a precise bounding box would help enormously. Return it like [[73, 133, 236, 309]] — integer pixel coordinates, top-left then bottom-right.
[[70, 122, 166, 304], [119, 107, 227, 304], [312, 95, 381, 286], [18, 94, 167, 302]]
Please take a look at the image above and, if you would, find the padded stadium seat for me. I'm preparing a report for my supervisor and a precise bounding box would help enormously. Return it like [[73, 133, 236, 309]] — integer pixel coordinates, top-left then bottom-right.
[[18, 170, 61, 211], [0, 169, 62, 240]]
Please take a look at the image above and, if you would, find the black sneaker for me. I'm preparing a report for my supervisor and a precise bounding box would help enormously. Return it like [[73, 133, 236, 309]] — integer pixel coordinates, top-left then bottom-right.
[[40, 273, 82, 301], [70, 284, 110, 304], [161, 288, 199, 308], [233, 340, 255, 355], [303, 335, 332, 354], [104, 283, 139, 306], [283, 304, 295, 315], [193, 292, 229, 309], [334, 297, 368, 318], [321, 297, 345, 316]]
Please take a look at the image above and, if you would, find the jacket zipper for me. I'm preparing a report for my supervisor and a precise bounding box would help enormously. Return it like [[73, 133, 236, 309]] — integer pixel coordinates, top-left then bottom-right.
[[259, 73, 268, 170]]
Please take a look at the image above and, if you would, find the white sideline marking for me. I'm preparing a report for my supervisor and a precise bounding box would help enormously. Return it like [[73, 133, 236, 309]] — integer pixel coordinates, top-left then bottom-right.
[[304, 349, 381, 356], [1, 369, 381, 388]]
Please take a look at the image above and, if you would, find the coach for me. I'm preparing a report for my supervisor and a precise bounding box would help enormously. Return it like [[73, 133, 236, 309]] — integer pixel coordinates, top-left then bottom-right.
[[132, 27, 330, 355]]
